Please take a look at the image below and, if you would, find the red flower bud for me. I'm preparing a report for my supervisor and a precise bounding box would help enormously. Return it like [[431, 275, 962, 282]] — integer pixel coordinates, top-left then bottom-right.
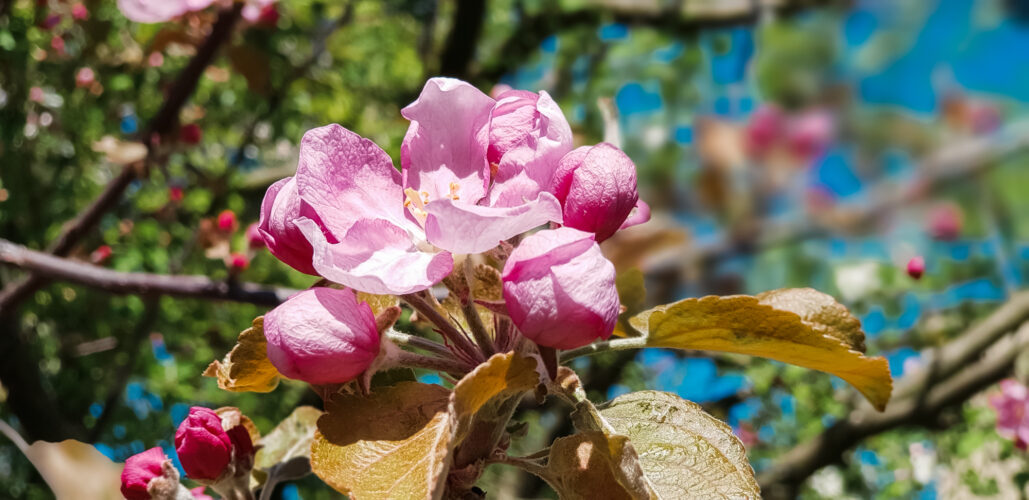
[[227, 252, 249, 271], [174, 407, 232, 481], [906, 256, 925, 280], [180, 123, 202, 145], [90, 245, 112, 264], [169, 186, 184, 202], [217, 210, 238, 232], [119, 447, 168, 500], [71, 3, 88, 20]]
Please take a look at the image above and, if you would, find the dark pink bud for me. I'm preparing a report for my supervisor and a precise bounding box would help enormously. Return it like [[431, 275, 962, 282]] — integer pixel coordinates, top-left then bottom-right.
[[120, 447, 167, 500], [217, 210, 238, 232], [906, 256, 925, 280], [174, 407, 232, 481], [227, 252, 249, 271], [180, 123, 202, 145], [169, 186, 184, 202], [257, 4, 279, 26], [550, 143, 639, 242], [745, 105, 783, 156], [71, 3, 89, 20], [90, 245, 112, 264], [50, 36, 65, 54], [245, 222, 265, 249]]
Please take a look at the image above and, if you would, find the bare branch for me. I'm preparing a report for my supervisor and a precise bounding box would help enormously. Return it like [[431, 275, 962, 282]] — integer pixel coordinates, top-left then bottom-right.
[[0, 238, 296, 307]]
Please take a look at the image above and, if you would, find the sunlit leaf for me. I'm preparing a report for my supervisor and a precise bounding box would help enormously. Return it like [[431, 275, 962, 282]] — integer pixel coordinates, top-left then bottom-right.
[[630, 288, 892, 410], [548, 431, 652, 500], [311, 382, 453, 500], [204, 317, 280, 393], [255, 406, 321, 470], [599, 391, 760, 499], [450, 352, 540, 442], [24, 440, 123, 500]]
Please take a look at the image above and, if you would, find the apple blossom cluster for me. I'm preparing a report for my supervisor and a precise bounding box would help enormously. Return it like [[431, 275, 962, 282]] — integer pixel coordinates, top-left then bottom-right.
[[257, 78, 647, 384], [990, 378, 1029, 450], [120, 407, 253, 499], [118, 0, 277, 25]]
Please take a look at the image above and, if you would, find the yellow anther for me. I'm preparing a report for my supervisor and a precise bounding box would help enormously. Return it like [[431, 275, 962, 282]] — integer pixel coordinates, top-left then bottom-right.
[[448, 182, 461, 201]]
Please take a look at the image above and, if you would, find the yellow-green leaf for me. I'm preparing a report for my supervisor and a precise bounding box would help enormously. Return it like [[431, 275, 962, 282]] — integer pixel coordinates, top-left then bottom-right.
[[599, 391, 760, 499], [450, 352, 540, 442], [630, 288, 892, 411], [548, 431, 652, 500], [255, 406, 321, 470], [311, 382, 453, 500], [204, 317, 280, 393]]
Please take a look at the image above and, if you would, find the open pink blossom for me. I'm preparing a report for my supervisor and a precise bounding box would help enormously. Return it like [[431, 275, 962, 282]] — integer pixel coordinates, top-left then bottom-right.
[[502, 227, 619, 350], [399, 78, 567, 255], [550, 143, 641, 242], [263, 287, 379, 384], [174, 407, 232, 480], [120, 447, 168, 500], [990, 379, 1029, 450], [786, 110, 834, 162]]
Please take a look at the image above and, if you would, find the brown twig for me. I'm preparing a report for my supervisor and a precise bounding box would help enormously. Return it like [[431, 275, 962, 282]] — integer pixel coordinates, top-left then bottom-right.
[[0, 238, 296, 307]]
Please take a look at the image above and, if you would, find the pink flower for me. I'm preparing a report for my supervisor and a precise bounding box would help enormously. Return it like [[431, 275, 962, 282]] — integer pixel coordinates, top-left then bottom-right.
[[245, 222, 265, 248], [502, 227, 619, 350], [90, 245, 112, 264], [174, 407, 232, 480], [243, 0, 278, 25], [216, 209, 237, 232], [29, 86, 44, 104], [50, 35, 65, 55], [906, 256, 925, 280], [169, 186, 184, 202], [75, 67, 95, 88], [263, 287, 380, 384], [117, 0, 215, 23], [990, 379, 1029, 450], [550, 143, 642, 242], [258, 177, 318, 275], [120, 447, 168, 500], [71, 3, 89, 20], [262, 78, 573, 294]]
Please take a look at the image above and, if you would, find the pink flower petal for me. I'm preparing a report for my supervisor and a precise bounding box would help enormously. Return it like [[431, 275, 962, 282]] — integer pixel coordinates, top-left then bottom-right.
[[296, 124, 413, 237], [401, 78, 493, 205], [258, 177, 319, 275], [550, 143, 639, 242], [297, 218, 452, 295], [423, 192, 562, 254]]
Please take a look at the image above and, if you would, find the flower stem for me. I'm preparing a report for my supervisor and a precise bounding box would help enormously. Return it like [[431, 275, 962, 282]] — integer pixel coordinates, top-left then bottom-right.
[[400, 291, 481, 362], [385, 330, 452, 358], [462, 257, 496, 357], [391, 348, 470, 375], [558, 337, 649, 363]]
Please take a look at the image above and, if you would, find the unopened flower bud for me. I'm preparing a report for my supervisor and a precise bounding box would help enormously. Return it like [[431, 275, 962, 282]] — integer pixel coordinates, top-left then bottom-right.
[[91, 244, 112, 264], [75, 67, 95, 88], [169, 186, 184, 202], [264, 287, 380, 384], [226, 252, 249, 271], [502, 227, 619, 349], [216, 209, 238, 233], [71, 3, 88, 20], [119, 447, 172, 500], [180, 123, 202, 145], [550, 143, 639, 242], [906, 256, 925, 280], [928, 203, 962, 241], [174, 407, 232, 481]]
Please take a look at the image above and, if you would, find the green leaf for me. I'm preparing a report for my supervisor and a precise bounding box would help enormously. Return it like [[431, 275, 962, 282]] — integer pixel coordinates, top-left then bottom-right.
[[311, 382, 453, 500], [204, 317, 280, 393], [630, 288, 892, 410], [254, 406, 321, 471], [598, 391, 760, 499]]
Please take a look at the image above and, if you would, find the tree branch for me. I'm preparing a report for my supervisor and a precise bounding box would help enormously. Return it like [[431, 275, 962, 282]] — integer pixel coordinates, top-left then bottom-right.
[[0, 238, 296, 307], [758, 301, 1029, 498]]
